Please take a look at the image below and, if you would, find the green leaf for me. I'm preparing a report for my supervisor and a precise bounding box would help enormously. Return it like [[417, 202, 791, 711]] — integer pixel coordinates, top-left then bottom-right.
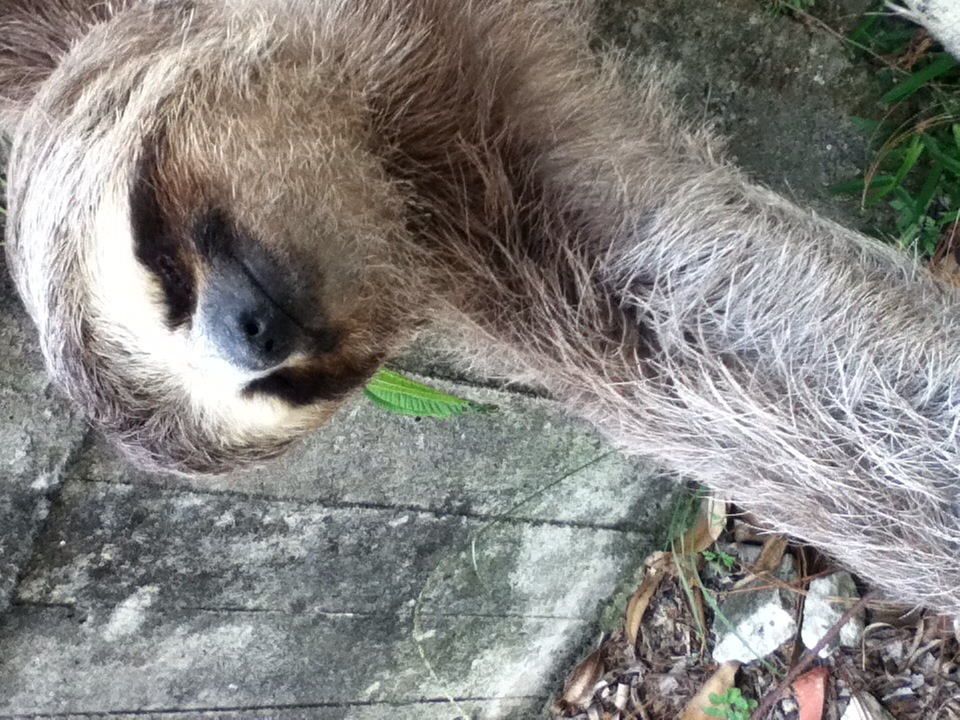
[[882, 54, 957, 104], [894, 135, 925, 183], [919, 134, 960, 177], [829, 175, 896, 196], [848, 15, 882, 48], [913, 161, 944, 217], [362, 369, 496, 418], [847, 116, 885, 133], [859, 138, 925, 204]]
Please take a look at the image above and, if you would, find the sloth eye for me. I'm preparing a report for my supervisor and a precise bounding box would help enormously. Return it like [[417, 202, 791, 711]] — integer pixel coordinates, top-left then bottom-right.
[[155, 254, 192, 294], [129, 153, 198, 329], [193, 210, 234, 259]]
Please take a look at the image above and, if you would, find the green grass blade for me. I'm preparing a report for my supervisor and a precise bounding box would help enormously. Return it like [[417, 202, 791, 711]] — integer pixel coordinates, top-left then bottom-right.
[[848, 14, 882, 48], [893, 135, 925, 185], [829, 175, 896, 196], [919, 133, 960, 177], [913, 162, 944, 217], [848, 116, 881, 132], [860, 138, 925, 205], [882, 54, 957, 104], [363, 369, 496, 418]]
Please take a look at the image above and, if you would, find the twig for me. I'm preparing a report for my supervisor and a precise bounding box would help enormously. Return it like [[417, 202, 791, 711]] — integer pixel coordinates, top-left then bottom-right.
[[748, 589, 878, 720], [787, 7, 906, 73]]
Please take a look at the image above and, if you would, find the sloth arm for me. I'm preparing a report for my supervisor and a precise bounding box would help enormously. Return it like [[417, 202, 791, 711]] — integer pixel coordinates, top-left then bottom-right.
[[434, 76, 960, 612]]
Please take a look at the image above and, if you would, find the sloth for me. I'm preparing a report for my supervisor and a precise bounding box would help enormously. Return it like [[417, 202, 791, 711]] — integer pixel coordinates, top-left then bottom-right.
[[4, 0, 960, 614]]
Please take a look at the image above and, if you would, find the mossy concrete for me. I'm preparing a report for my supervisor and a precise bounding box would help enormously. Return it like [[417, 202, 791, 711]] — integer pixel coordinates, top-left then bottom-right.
[[598, 0, 882, 227], [1, 386, 670, 718]]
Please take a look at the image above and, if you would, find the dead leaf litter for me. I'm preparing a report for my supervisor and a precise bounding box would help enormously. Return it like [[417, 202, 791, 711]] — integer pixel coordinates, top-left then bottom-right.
[[550, 492, 960, 720]]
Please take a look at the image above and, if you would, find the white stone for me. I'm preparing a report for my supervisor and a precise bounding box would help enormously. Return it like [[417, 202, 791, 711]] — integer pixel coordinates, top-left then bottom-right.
[[801, 571, 864, 658]]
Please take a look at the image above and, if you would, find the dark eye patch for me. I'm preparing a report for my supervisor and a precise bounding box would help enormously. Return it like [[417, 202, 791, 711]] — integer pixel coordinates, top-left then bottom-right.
[[193, 209, 234, 260], [130, 149, 197, 329]]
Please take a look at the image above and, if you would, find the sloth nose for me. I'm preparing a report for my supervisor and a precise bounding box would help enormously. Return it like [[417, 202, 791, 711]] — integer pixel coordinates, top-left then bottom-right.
[[199, 260, 300, 372], [233, 307, 297, 369]]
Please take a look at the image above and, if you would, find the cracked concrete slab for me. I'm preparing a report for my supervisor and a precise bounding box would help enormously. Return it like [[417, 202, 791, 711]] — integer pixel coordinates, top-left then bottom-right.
[[0, 604, 585, 715], [11, 708, 504, 720], [2, 383, 668, 718], [0, 250, 88, 616], [15, 480, 652, 618]]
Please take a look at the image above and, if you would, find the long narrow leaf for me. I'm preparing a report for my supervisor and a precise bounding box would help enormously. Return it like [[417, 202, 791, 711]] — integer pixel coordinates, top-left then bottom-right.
[[829, 175, 896, 196], [865, 137, 925, 204], [882, 54, 957, 104], [894, 135, 924, 185], [847, 116, 885, 133], [913, 162, 944, 217], [919, 134, 960, 177]]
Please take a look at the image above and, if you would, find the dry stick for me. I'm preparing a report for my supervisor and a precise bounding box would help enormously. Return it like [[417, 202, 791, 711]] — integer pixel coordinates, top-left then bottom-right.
[[748, 589, 879, 720]]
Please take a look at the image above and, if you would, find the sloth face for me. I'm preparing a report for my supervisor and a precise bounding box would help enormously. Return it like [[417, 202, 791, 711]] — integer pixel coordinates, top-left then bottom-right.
[[3, 7, 419, 474]]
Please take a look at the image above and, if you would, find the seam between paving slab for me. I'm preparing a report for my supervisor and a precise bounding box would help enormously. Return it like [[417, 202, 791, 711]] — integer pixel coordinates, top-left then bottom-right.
[[0, 695, 543, 719], [7, 600, 589, 622], [68, 459, 649, 533]]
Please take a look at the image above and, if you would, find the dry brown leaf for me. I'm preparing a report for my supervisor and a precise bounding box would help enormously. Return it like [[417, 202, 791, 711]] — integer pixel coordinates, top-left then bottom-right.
[[675, 494, 727, 554], [899, 29, 933, 70], [733, 535, 791, 591], [625, 552, 672, 645], [679, 661, 740, 720], [560, 649, 604, 710], [754, 535, 789, 574], [691, 584, 706, 628], [840, 692, 897, 720], [792, 666, 827, 720], [929, 222, 960, 288]]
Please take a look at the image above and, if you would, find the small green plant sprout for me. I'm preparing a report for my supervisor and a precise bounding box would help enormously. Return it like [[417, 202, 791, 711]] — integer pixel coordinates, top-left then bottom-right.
[[702, 548, 736, 573], [705, 688, 759, 720], [363, 368, 497, 418]]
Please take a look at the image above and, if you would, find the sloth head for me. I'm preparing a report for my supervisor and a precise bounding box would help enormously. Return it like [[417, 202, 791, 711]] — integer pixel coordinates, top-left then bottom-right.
[[0, 2, 437, 474]]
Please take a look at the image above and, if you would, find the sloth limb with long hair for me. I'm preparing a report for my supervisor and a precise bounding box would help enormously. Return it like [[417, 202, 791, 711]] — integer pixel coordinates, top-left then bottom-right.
[[3, 0, 960, 613]]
